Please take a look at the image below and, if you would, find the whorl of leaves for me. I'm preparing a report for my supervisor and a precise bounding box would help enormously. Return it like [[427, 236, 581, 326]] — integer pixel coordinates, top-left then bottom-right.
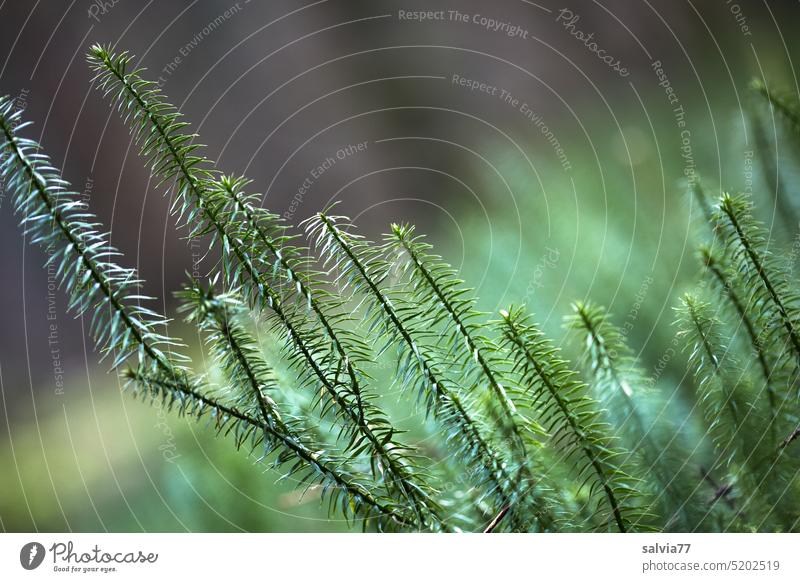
[[173, 281, 414, 529], [699, 246, 779, 432], [305, 212, 556, 531], [567, 301, 715, 530], [713, 193, 800, 387], [676, 294, 753, 467], [0, 95, 182, 373], [498, 306, 646, 532], [385, 225, 545, 481], [565, 302, 648, 428], [0, 95, 415, 529], [88, 46, 441, 528], [566, 302, 660, 462], [751, 78, 800, 139]]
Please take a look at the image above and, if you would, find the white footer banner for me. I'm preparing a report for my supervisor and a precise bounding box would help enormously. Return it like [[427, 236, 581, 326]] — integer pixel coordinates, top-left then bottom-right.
[[0, 533, 797, 581]]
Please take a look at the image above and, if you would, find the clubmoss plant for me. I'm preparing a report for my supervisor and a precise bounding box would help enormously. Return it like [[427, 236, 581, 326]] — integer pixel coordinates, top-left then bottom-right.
[[2, 51, 800, 531]]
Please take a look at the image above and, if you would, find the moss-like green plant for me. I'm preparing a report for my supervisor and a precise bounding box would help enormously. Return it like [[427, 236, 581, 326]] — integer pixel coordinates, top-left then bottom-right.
[[2, 48, 800, 532], [498, 306, 646, 532], [565, 301, 701, 530]]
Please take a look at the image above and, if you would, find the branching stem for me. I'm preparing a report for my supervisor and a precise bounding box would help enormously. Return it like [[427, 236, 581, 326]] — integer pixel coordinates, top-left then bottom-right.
[[720, 197, 800, 363], [501, 314, 627, 533], [318, 215, 544, 530], [94, 52, 433, 527]]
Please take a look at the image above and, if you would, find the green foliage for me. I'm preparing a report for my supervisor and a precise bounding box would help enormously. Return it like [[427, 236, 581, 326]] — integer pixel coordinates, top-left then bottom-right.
[[0, 95, 182, 374], [714, 193, 800, 368], [3, 49, 800, 532], [752, 78, 800, 140], [385, 225, 547, 489], [305, 211, 555, 531], [699, 245, 778, 434], [675, 293, 789, 530], [565, 302, 698, 529], [87, 45, 442, 530], [498, 306, 647, 532], [0, 90, 411, 530], [566, 302, 649, 432], [176, 281, 414, 529], [677, 294, 752, 467]]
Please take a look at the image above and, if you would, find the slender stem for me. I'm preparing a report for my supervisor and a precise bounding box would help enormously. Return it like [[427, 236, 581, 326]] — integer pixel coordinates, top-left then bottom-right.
[[483, 506, 510, 533], [0, 116, 173, 377], [319, 216, 544, 530], [220, 181, 365, 421], [779, 425, 800, 451], [125, 369, 409, 524], [700, 467, 736, 511], [394, 235, 530, 466], [686, 302, 741, 429], [97, 55, 433, 526], [720, 198, 800, 363], [703, 253, 777, 439], [502, 315, 627, 533]]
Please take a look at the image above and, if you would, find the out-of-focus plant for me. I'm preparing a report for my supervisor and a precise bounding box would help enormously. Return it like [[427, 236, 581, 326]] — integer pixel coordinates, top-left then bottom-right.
[[2, 46, 800, 532]]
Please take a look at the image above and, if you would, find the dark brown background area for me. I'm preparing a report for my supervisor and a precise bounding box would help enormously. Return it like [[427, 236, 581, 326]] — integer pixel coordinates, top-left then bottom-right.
[[1, 0, 797, 405]]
